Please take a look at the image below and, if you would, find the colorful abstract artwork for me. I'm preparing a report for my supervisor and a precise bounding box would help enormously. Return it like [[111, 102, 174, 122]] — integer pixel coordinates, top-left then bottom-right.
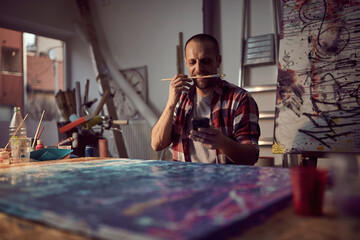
[[0, 159, 292, 240], [274, 0, 360, 154]]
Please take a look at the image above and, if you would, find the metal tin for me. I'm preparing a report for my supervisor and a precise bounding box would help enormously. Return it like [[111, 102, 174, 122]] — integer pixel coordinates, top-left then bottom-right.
[[85, 145, 95, 157]]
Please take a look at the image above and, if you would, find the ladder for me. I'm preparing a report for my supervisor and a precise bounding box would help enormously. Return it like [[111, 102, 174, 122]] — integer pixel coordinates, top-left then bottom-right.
[[239, 0, 284, 166]]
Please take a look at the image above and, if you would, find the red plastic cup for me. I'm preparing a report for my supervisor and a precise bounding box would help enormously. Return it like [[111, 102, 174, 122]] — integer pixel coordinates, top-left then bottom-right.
[[290, 167, 328, 216]]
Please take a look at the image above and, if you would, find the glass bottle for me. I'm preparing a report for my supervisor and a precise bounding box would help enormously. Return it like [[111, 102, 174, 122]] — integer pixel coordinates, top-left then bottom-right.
[[9, 107, 27, 139]]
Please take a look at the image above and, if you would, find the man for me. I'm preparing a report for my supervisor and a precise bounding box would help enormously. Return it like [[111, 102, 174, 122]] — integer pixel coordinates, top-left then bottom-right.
[[151, 34, 260, 165]]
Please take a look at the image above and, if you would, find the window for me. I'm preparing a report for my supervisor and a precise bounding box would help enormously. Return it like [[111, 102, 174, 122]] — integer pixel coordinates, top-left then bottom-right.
[[25, 33, 65, 121], [0, 27, 65, 121], [1, 47, 21, 73]]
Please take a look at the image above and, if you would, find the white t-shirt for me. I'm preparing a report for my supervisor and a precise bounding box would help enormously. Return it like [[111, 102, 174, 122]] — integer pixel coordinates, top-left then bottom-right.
[[187, 93, 217, 163]]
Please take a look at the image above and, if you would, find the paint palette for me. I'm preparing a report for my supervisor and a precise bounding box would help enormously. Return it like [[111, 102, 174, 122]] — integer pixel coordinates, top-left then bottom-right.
[[30, 148, 73, 161]]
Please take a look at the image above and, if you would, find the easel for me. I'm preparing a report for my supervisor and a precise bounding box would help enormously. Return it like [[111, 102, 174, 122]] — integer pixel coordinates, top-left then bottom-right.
[[76, 0, 128, 157], [301, 151, 324, 167]]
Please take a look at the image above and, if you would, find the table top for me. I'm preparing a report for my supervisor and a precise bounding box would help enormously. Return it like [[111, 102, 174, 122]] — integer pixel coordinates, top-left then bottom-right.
[[0, 158, 356, 240]]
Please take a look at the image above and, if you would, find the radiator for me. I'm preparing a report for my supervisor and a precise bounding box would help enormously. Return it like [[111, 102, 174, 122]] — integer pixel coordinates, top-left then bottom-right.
[[119, 119, 160, 160], [104, 119, 172, 160]]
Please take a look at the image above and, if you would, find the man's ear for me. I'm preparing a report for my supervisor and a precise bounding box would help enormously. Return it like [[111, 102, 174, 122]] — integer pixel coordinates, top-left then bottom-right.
[[216, 54, 222, 68]]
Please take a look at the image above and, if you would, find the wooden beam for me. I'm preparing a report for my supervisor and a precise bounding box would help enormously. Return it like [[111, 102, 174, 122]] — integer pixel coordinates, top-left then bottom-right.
[[75, 0, 128, 157]]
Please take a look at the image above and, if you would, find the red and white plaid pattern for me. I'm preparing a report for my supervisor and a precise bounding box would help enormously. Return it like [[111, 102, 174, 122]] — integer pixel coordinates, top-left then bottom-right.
[[171, 79, 260, 164]]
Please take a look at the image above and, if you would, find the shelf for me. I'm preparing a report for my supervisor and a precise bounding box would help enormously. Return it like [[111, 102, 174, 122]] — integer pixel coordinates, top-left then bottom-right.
[[259, 111, 275, 119], [244, 84, 277, 93], [259, 137, 274, 146]]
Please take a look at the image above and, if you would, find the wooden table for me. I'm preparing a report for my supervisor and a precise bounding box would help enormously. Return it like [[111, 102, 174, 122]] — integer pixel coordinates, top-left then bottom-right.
[[0, 158, 358, 240]]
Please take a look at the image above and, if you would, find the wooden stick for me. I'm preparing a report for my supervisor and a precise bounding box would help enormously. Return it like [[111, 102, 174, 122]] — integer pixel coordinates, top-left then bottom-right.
[[176, 45, 181, 74], [84, 79, 90, 104], [161, 73, 226, 81], [93, 90, 110, 116], [75, 81, 82, 116], [4, 114, 29, 149], [32, 110, 45, 148], [178, 32, 184, 73], [55, 137, 74, 147], [112, 120, 129, 125]]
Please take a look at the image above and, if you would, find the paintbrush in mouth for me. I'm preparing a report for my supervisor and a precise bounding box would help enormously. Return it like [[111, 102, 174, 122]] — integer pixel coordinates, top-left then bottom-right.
[[161, 73, 225, 81]]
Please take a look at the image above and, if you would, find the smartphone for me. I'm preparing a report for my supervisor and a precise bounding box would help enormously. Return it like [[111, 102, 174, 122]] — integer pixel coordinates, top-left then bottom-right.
[[192, 117, 210, 131]]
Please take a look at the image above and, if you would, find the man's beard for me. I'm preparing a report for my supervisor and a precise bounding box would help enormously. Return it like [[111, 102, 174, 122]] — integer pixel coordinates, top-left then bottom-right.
[[193, 77, 217, 90]]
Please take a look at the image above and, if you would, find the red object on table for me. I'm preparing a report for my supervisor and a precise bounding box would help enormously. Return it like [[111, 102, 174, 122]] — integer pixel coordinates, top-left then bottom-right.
[[35, 140, 45, 150], [59, 115, 92, 133], [290, 167, 328, 216]]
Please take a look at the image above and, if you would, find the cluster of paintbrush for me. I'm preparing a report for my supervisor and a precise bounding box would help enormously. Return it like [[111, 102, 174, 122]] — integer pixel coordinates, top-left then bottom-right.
[[55, 89, 77, 121], [56, 79, 128, 135]]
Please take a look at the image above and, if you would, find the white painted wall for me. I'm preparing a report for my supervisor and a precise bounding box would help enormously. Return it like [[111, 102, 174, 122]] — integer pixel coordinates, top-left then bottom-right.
[[220, 0, 243, 86], [90, 0, 202, 115]]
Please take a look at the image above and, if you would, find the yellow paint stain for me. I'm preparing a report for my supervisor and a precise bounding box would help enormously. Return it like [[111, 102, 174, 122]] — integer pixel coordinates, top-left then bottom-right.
[[333, 118, 339, 124], [317, 146, 325, 151], [123, 194, 189, 216], [272, 141, 285, 154], [347, 140, 353, 143], [123, 198, 168, 216]]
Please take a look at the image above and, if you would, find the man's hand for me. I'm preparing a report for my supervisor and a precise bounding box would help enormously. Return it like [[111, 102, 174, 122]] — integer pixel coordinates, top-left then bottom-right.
[[189, 126, 225, 149], [167, 74, 193, 107], [151, 74, 192, 151], [189, 126, 258, 165]]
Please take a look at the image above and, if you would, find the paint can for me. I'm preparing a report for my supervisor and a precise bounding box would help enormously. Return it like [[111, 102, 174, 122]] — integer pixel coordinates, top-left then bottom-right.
[[255, 156, 275, 167], [85, 145, 95, 157], [98, 138, 108, 157]]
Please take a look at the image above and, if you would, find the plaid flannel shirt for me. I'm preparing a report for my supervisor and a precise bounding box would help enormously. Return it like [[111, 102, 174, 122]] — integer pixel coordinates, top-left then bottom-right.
[[171, 79, 260, 164]]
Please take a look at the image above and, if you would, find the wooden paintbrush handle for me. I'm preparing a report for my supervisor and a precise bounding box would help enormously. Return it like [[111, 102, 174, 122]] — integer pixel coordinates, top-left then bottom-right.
[[161, 73, 225, 81]]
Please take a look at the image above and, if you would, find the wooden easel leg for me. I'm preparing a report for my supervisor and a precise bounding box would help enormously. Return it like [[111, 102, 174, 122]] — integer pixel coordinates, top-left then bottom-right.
[[76, 0, 128, 158]]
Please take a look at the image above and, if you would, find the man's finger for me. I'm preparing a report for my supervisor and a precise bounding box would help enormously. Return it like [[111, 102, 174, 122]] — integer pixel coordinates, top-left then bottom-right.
[[203, 144, 216, 149], [190, 130, 207, 138], [173, 74, 188, 79], [189, 134, 216, 148], [197, 127, 217, 135]]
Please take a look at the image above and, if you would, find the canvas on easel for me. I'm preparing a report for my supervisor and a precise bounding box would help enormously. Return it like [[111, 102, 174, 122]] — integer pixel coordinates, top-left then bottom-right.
[[273, 0, 360, 155]]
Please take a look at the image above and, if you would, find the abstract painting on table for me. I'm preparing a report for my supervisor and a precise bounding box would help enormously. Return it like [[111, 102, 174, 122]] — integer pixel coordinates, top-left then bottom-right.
[[0, 159, 292, 240], [273, 0, 360, 154]]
